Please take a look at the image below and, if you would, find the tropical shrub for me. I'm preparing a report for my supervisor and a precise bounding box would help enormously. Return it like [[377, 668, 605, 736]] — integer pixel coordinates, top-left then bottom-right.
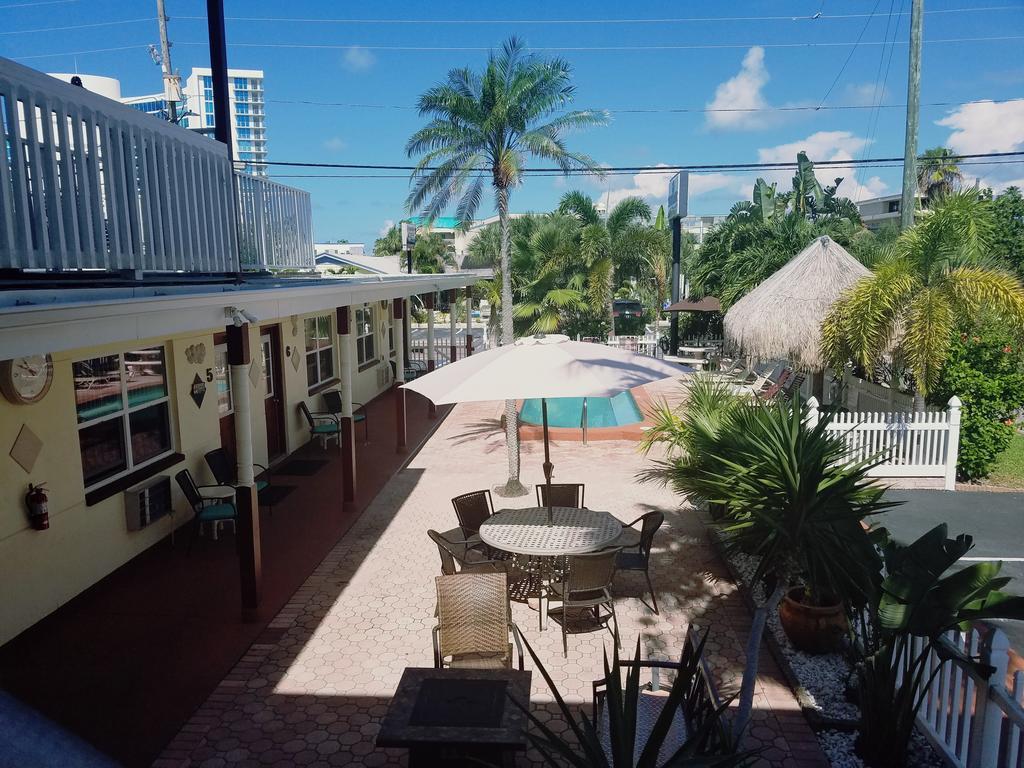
[[928, 323, 1024, 479], [856, 524, 1024, 768]]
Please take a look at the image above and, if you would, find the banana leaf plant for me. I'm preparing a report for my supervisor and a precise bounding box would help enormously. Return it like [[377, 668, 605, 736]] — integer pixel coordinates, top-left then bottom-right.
[[512, 630, 751, 767], [856, 524, 1024, 768]]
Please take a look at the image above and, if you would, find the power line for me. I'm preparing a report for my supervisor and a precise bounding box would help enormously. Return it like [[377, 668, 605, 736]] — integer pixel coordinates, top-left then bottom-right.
[[258, 150, 1024, 174], [0, 0, 77, 8], [174, 6, 1021, 24], [0, 17, 152, 34], [817, 0, 884, 108], [16, 34, 1024, 60], [266, 96, 1024, 115]]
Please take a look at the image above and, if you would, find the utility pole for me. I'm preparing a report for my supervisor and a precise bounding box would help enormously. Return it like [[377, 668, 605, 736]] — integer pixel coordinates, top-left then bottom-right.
[[900, 0, 924, 230], [155, 0, 182, 123]]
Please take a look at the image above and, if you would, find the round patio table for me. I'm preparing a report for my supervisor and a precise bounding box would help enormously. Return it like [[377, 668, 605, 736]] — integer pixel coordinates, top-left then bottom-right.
[[480, 507, 624, 630]]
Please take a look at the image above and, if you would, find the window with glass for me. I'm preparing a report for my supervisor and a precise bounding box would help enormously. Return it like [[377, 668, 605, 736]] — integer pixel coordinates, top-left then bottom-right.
[[73, 347, 172, 487], [236, 103, 249, 115], [355, 306, 375, 367], [237, 115, 250, 128], [214, 344, 232, 416], [234, 77, 248, 89], [305, 315, 335, 389]]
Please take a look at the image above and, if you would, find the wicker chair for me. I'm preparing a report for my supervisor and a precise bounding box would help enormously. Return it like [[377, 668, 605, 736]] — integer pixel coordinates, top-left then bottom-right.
[[536, 483, 585, 508], [433, 573, 524, 670], [427, 529, 507, 576], [615, 511, 664, 614], [451, 489, 494, 537], [547, 547, 621, 656]]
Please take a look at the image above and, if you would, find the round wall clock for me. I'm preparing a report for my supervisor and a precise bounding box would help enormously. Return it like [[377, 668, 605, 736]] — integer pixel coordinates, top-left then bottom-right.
[[0, 354, 55, 405]]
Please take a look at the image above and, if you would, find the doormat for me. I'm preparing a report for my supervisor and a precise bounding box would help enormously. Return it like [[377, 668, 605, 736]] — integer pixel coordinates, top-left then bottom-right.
[[275, 459, 329, 476], [259, 485, 295, 506]]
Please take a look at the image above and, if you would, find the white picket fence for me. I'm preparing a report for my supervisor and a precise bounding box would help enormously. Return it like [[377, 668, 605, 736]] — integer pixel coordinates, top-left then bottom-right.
[[807, 396, 962, 490], [897, 626, 1024, 768]]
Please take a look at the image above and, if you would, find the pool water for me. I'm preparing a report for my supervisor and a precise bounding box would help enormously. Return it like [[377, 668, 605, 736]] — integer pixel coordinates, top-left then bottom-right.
[[519, 391, 644, 429]]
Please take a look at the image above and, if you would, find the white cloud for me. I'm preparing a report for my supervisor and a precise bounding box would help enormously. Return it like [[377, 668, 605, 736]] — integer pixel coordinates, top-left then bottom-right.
[[594, 165, 747, 210], [343, 46, 376, 72], [378, 219, 395, 237], [756, 131, 888, 202], [936, 100, 1024, 192], [705, 47, 770, 131], [323, 136, 346, 152]]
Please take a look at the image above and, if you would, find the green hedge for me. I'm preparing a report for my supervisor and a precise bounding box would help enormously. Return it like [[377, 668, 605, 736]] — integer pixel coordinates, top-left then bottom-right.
[[930, 325, 1024, 480]]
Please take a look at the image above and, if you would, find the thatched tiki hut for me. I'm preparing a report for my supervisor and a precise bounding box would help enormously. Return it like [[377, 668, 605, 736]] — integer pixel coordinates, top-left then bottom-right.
[[724, 236, 870, 398]]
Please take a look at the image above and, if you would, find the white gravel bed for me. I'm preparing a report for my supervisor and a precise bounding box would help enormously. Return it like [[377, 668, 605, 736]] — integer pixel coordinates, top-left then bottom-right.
[[819, 730, 946, 768]]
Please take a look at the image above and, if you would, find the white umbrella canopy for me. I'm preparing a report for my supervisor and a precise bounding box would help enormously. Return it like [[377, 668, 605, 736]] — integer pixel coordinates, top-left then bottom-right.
[[402, 334, 686, 510], [402, 334, 686, 404]]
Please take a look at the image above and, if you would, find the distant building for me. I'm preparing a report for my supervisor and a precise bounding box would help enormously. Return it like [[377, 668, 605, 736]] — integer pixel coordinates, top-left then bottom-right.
[[856, 194, 908, 231], [312, 244, 400, 275], [404, 213, 527, 267], [680, 215, 727, 244], [47, 73, 122, 100], [181, 68, 267, 175]]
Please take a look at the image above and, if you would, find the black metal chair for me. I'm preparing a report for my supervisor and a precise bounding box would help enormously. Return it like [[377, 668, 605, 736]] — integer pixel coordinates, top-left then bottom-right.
[[427, 529, 508, 576], [297, 400, 341, 450], [547, 547, 621, 656], [536, 483, 586, 508], [321, 389, 369, 444], [175, 468, 237, 553], [451, 489, 494, 538], [615, 511, 664, 614], [204, 447, 272, 512]]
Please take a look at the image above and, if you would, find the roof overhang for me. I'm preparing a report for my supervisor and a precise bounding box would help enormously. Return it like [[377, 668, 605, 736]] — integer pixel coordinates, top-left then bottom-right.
[[0, 273, 479, 358]]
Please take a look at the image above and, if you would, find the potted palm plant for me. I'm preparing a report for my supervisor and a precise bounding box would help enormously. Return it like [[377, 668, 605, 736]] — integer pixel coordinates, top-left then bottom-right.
[[642, 392, 896, 732]]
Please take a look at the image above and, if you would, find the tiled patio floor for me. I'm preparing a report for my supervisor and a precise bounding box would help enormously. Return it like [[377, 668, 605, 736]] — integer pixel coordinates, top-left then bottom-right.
[[159, 384, 828, 768]]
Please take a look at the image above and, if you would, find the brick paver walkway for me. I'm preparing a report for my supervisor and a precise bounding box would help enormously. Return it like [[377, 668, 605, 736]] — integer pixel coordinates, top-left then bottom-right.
[[159, 386, 827, 768]]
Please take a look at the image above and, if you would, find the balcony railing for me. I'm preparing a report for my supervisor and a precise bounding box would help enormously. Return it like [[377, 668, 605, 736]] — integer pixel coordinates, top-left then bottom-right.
[[0, 56, 313, 276]]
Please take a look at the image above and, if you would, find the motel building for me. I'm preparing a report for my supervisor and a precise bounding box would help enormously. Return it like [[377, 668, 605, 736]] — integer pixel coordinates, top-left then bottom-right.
[[0, 53, 480, 747]]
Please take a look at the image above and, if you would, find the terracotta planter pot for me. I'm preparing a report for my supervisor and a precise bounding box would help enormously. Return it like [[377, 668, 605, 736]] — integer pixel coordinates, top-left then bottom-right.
[[778, 587, 848, 654]]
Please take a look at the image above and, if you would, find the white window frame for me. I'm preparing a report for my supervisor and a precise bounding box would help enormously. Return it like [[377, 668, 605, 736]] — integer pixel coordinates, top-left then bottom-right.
[[355, 305, 376, 368], [74, 346, 174, 491], [305, 314, 335, 390]]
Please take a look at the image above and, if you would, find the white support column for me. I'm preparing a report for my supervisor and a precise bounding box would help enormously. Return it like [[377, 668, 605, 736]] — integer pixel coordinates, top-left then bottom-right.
[[945, 396, 962, 491], [337, 305, 358, 505], [449, 288, 458, 362], [230, 338, 255, 487], [393, 298, 407, 452], [806, 396, 820, 429], [339, 306, 354, 419], [465, 286, 474, 356], [426, 295, 436, 369]]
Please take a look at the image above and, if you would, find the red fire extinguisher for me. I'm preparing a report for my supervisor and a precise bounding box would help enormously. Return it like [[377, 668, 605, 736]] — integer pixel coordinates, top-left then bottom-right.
[[25, 483, 49, 531]]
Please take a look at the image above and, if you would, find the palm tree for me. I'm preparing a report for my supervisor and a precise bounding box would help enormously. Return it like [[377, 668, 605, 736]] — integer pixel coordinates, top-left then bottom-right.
[[405, 37, 607, 495], [558, 192, 668, 336], [512, 214, 588, 334], [822, 191, 1024, 407], [916, 146, 963, 203]]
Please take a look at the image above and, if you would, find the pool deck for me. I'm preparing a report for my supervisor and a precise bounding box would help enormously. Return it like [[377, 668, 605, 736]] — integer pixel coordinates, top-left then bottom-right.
[[517, 386, 657, 442]]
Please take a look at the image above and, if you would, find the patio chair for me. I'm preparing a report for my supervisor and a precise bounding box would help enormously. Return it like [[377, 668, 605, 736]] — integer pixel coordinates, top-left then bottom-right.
[[592, 628, 727, 763], [547, 547, 622, 656], [451, 489, 494, 538], [780, 371, 807, 400], [203, 447, 271, 512], [427, 529, 508, 576], [536, 483, 585, 509], [321, 389, 369, 444], [614, 511, 664, 614], [389, 358, 426, 383], [175, 468, 237, 553], [433, 572, 524, 670], [759, 368, 791, 400], [297, 400, 341, 450]]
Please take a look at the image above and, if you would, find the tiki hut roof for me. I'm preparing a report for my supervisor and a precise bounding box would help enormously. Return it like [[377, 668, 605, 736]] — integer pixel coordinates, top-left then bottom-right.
[[724, 236, 870, 371], [666, 296, 722, 313]]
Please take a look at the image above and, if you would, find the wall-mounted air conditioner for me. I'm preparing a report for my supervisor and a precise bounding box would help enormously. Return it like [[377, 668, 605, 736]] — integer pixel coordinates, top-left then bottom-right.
[[124, 475, 172, 531]]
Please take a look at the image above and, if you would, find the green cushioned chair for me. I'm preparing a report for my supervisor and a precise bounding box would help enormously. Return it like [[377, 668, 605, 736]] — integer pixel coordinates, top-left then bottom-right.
[[175, 468, 238, 553], [321, 390, 369, 444], [203, 448, 272, 513], [298, 401, 341, 450]]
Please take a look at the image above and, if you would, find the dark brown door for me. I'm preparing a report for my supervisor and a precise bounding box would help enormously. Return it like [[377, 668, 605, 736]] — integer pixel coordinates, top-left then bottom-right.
[[260, 326, 287, 460]]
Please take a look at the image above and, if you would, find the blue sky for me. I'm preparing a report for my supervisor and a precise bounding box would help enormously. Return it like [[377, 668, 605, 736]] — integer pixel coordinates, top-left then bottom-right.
[[2, 0, 1023, 247]]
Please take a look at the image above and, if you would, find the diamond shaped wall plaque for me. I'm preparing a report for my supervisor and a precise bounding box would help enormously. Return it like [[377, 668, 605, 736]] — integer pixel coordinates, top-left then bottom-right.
[[10, 424, 43, 474]]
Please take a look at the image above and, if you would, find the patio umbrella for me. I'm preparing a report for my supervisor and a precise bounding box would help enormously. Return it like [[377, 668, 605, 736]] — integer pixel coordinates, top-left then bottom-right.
[[402, 334, 686, 518]]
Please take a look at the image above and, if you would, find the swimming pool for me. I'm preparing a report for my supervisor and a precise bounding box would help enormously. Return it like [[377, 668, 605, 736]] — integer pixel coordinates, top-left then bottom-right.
[[519, 391, 644, 429]]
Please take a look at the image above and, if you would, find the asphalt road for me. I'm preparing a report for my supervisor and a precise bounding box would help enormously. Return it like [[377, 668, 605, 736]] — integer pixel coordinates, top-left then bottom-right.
[[878, 489, 1024, 652]]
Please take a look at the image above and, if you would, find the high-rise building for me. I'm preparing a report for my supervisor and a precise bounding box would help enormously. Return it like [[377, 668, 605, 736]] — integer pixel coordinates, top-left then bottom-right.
[[182, 68, 267, 176], [116, 67, 269, 176]]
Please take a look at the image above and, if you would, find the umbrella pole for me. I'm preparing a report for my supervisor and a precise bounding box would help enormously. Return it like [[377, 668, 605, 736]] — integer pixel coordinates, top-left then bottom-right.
[[542, 398, 554, 525]]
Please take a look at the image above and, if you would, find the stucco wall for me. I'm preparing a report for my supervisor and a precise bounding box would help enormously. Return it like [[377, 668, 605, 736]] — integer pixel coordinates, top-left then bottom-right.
[[0, 309, 397, 646]]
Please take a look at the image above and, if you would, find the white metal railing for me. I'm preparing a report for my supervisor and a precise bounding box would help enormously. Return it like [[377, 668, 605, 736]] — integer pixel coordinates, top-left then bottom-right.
[[584, 333, 663, 358], [0, 56, 313, 275], [235, 173, 314, 271], [897, 626, 1024, 768], [807, 396, 962, 490]]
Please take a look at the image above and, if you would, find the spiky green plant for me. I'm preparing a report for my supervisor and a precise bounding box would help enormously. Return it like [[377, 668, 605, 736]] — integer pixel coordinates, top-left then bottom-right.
[[514, 631, 750, 767]]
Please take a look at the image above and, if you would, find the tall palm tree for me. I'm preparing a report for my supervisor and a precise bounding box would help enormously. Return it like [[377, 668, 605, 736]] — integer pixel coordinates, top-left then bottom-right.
[[513, 214, 588, 334], [822, 191, 1024, 406], [558, 192, 667, 336], [405, 37, 607, 495], [916, 146, 963, 203]]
